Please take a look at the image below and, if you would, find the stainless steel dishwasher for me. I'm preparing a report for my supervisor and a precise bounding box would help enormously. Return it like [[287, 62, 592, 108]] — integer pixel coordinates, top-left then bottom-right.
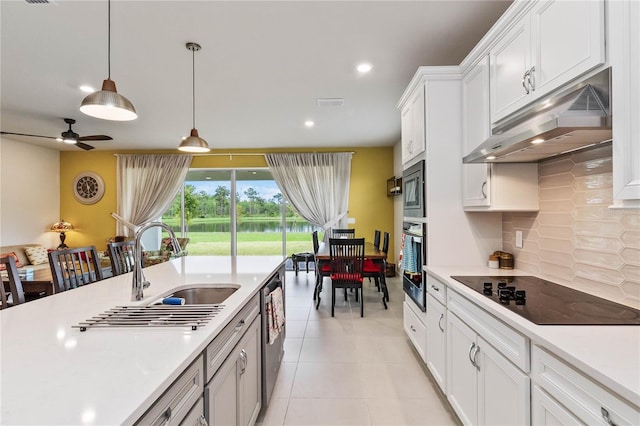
[[260, 272, 285, 408]]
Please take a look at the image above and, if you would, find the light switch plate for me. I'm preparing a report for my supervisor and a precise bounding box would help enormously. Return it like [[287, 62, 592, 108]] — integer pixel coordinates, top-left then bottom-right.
[[347, 217, 356, 224], [515, 230, 523, 248]]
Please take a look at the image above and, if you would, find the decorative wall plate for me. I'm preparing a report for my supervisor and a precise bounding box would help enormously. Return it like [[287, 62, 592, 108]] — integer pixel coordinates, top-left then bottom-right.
[[73, 172, 105, 204]]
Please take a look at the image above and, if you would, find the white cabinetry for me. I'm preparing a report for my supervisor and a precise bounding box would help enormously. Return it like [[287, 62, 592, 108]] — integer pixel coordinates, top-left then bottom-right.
[[206, 316, 261, 426], [531, 345, 640, 425], [462, 54, 539, 211], [610, 0, 640, 207], [400, 85, 426, 165], [403, 296, 426, 362], [446, 289, 530, 425], [426, 293, 446, 392], [490, 0, 605, 124]]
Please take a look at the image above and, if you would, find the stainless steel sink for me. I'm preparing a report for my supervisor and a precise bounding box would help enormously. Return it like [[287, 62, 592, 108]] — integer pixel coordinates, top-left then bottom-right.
[[155, 284, 240, 305]]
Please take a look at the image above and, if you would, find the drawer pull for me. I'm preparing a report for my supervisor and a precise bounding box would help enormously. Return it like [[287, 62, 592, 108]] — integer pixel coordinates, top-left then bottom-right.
[[431, 285, 440, 292], [159, 407, 171, 425], [469, 343, 477, 368], [438, 313, 444, 333], [601, 407, 617, 426], [410, 325, 416, 332], [198, 415, 209, 425]]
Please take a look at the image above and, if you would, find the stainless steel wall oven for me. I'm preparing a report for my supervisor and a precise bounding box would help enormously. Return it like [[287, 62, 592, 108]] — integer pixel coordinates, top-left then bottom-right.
[[401, 221, 427, 311]]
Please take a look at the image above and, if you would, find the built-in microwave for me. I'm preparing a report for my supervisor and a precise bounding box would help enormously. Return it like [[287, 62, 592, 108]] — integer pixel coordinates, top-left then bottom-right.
[[402, 160, 425, 217]]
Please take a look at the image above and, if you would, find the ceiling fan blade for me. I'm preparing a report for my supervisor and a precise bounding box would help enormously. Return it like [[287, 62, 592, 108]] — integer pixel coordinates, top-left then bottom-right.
[[0, 131, 57, 140], [75, 141, 95, 151], [78, 135, 113, 142]]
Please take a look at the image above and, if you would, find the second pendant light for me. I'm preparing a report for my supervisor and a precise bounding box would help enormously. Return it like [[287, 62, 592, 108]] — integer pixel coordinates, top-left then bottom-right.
[[178, 42, 210, 153]]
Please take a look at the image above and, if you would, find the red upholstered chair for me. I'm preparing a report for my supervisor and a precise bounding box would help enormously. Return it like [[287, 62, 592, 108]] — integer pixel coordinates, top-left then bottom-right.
[[328, 238, 365, 317]]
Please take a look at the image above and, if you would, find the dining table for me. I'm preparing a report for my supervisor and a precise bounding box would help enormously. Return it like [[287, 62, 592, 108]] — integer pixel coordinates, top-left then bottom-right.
[[2, 268, 57, 298], [314, 240, 389, 308]]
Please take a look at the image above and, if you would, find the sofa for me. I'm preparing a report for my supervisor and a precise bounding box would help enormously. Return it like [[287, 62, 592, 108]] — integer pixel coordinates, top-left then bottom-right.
[[0, 244, 52, 274]]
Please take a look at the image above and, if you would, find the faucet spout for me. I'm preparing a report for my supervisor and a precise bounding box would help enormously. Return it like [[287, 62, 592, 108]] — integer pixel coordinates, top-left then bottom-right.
[[132, 222, 182, 301]]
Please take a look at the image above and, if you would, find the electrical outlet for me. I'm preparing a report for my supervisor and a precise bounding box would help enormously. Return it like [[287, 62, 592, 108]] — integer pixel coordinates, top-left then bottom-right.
[[347, 217, 356, 224], [515, 230, 523, 249]]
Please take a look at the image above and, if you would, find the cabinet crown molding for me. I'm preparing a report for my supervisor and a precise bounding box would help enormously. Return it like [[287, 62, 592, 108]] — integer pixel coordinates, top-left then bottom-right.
[[397, 66, 462, 109]]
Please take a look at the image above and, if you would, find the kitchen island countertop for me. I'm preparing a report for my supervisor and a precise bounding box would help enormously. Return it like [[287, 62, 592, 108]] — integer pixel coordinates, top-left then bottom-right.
[[426, 265, 640, 409], [0, 255, 285, 425]]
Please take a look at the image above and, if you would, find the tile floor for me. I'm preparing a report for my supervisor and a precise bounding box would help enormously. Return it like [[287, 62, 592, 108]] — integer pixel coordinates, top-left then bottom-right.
[[256, 270, 459, 426]]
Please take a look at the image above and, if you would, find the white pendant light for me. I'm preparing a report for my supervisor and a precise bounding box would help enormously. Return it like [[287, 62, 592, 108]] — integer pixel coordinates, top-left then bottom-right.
[[80, 0, 137, 121], [178, 42, 210, 153]]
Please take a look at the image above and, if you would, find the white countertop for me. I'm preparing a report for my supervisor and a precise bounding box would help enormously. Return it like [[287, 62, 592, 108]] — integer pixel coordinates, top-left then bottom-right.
[[426, 265, 640, 408], [0, 256, 285, 425]]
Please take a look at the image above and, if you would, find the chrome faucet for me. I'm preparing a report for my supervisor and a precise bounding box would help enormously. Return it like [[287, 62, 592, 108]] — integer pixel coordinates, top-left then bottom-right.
[[132, 222, 182, 301]]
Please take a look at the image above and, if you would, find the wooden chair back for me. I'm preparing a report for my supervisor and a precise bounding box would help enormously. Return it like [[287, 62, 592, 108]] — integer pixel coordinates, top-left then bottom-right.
[[329, 238, 365, 283], [373, 230, 381, 250], [107, 240, 136, 276], [382, 232, 390, 256], [48, 246, 104, 292], [332, 228, 355, 238], [1, 255, 26, 308]]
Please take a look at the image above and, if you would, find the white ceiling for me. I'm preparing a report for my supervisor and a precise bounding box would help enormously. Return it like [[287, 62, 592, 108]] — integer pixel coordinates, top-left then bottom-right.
[[0, 0, 511, 152]]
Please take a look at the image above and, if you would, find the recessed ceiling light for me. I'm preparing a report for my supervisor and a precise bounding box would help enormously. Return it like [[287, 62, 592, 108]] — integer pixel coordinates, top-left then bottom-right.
[[79, 85, 95, 93], [304, 120, 315, 127], [486, 155, 497, 160], [357, 63, 372, 73], [205, 177, 211, 180], [531, 138, 545, 144]]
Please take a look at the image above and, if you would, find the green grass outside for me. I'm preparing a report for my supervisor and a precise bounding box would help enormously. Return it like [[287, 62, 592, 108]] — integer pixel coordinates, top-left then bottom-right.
[[163, 231, 318, 256]]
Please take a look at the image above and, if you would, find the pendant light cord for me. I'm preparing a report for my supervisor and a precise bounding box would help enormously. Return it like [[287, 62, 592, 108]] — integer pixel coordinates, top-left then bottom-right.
[[192, 46, 196, 129], [107, 0, 111, 80]]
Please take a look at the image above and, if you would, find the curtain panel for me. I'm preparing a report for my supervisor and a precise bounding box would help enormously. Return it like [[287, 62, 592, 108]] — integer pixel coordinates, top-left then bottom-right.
[[265, 152, 352, 240], [115, 154, 192, 236]]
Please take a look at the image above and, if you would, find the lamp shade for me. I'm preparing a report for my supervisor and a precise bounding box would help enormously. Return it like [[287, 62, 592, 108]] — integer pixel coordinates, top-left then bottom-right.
[[50, 220, 74, 232], [178, 128, 210, 152], [80, 79, 137, 121]]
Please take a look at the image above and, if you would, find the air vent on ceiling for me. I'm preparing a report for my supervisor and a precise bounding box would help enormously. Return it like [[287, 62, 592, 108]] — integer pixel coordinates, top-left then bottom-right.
[[316, 98, 344, 108], [25, 0, 56, 4]]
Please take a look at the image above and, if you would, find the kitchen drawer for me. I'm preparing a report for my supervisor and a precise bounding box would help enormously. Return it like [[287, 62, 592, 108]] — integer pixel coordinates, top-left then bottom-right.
[[205, 294, 260, 382], [426, 272, 447, 305], [448, 289, 529, 372], [403, 301, 426, 361], [135, 355, 204, 426], [532, 345, 640, 425]]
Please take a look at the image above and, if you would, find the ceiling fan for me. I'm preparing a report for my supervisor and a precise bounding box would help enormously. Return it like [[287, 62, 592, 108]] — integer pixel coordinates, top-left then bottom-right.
[[0, 118, 113, 150]]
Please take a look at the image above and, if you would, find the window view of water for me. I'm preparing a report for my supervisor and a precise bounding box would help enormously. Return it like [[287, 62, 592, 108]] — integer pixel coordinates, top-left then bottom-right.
[[171, 221, 315, 233]]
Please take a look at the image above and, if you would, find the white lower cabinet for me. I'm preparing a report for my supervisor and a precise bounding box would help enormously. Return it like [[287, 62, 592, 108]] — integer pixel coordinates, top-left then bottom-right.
[[403, 298, 426, 362], [447, 311, 530, 426], [425, 293, 446, 392], [206, 316, 262, 426], [531, 345, 640, 425]]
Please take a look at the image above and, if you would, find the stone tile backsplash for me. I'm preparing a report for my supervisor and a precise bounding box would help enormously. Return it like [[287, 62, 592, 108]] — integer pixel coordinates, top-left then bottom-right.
[[503, 144, 640, 309]]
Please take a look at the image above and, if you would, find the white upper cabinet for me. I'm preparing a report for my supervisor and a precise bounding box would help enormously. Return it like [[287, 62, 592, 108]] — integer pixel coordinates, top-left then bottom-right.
[[611, 0, 640, 207], [490, 0, 605, 124], [400, 85, 426, 165]]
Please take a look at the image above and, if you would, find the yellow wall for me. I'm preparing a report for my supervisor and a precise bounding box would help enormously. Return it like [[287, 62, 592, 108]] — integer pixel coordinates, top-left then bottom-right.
[[60, 147, 396, 259]]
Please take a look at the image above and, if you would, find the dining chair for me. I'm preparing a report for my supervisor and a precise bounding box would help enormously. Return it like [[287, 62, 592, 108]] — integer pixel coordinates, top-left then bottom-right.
[[332, 228, 355, 238], [363, 231, 390, 306], [0, 256, 26, 308], [107, 240, 136, 276], [373, 230, 381, 250], [312, 231, 331, 306], [48, 246, 104, 293], [328, 238, 365, 317]]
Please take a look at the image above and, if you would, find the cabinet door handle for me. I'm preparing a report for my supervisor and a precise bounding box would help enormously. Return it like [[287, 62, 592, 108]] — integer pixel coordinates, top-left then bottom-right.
[[468, 342, 477, 368], [234, 319, 245, 332], [522, 70, 531, 94], [159, 407, 172, 426], [481, 181, 487, 199], [438, 313, 444, 333], [431, 285, 440, 292], [601, 407, 618, 426], [410, 325, 416, 332], [198, 415, 209, 426], [527, 66, 536, 91], [239, 349, 248, 375], [473, 345, 481, 372]]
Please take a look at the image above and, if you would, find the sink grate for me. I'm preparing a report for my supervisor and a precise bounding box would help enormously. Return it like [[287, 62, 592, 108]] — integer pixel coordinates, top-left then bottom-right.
[[74, 304, 224, 332]]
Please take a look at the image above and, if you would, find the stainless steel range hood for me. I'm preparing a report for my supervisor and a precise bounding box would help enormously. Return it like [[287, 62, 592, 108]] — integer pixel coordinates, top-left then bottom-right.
[[463, 68, 612, 164]]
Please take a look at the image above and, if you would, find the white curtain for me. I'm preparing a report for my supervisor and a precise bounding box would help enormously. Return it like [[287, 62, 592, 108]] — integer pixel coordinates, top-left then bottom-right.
[[265, 152, 352, 240], [115, 154, 192, 236]]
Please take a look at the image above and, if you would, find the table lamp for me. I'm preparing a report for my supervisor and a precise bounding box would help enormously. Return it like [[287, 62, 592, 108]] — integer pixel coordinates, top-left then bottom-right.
[[50, 220, 74, 249]]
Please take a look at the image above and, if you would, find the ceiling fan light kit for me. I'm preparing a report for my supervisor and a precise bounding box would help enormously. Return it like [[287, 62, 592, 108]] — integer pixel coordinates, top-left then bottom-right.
[[178, 42, 210, 153], [80, 0, 137, 122]]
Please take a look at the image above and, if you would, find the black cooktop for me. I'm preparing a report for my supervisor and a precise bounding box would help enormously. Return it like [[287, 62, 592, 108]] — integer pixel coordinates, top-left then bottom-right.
[[450, 276, 640, 325]]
